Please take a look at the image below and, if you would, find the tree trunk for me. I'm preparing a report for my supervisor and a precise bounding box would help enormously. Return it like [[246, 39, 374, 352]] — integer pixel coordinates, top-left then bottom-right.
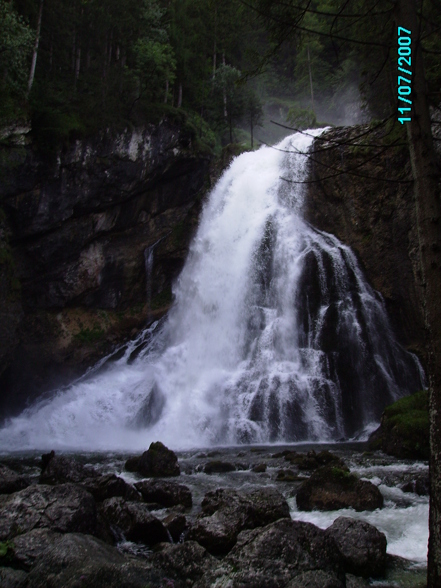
[[223, 52, 227, 119], [212, 7, 217, 82], [27, 0, 44, 96], [250, 118, 254, 149], [74, 7, 83, 89], [177, 82, 183, 108], [164, 79, 169, 104], [397, 1, 441, 585], [307, 44, 314, 113]]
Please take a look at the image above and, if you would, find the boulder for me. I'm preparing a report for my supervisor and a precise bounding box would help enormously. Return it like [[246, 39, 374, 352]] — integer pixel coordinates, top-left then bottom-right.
[[6, 528, 62, 570], [83, 474, 141, 502], [22, 532, 162, 588], [134, 479, 192, 508], [326, 517, 387, 578], [400, 473, 430, 496], [40, 452, 140, 501], [286, 570, 345, 587], [251, 463, 267, 473], [0, 483, 96, 540], [276, 469, 302, 482], [125, 441, 180, 477], [162, 512, 187, 542], [346, 575, 370, 588], [100, 496, 169, 545], [284, 450, 344, 471], [368, 390, 429, 459], [0, 567, 27, 588], [196, 518, 344, 587], [151, 541, 218, 585], [39, 451, 95, 484], [202, 461, 236, 474], [296, 466, 383, 511], [0, 464, 30, 494], [188, 487, 290, 554]]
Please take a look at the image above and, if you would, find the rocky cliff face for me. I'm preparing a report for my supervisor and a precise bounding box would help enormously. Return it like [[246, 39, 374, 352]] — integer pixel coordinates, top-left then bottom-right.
[[305, 125, 426, 368], [0, 121, 211, 417]]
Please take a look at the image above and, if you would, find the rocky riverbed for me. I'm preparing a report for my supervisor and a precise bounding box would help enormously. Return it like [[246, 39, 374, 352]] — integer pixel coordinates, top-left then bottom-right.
[[0, 442, 428, 587]]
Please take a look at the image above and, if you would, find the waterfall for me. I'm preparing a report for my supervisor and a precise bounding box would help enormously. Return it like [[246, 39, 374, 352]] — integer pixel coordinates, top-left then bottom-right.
[[0, 131, 424, 451]]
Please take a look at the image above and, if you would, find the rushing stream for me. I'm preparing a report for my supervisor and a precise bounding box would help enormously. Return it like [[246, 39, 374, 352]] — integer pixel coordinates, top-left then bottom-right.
[[0, 130, 424, 451]]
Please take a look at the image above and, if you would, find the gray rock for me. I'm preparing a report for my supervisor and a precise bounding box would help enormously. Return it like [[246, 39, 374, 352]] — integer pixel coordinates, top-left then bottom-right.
[[196, 518, 344, 587], [188, 487, 291, 554], [23, 532, 162, 588], [83, 473, 141, 502], [125, 441, 180, 477], [203, 461, 236, 474], [100, 496, 169, 545], [296, 465, 383, 511], [400, 473, 430, 496], [40, 451, 94, 484], [286, 570, 345, 587], [0, 567, 28, 588], [0, 464, 30, 494], [251, 463, 267, 473], [0, 483, 96, 540], [8, 528, 62, 570], [345, 574, 370, 588], [326, 517, 387, 577], [151, 541, 218, 585], [162, 512, 187, 542], [135, 479, 192, 508]]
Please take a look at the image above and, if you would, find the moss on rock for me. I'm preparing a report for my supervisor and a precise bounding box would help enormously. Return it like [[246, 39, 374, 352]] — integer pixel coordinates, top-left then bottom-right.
[[368, 390, 429, 459]]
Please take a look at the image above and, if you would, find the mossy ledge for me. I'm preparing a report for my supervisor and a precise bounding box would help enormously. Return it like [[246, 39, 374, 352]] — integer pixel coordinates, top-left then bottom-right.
[[368, 390, 429, 459]]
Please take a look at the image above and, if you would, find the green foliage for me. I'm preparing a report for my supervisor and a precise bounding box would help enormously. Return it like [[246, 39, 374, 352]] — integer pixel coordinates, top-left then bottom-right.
[[384, 390, 429, 418], [330, 467, 354, 485], [375, 390, 430, 459], [134, 39, 176, 102], [74, 326, 105, 344], [0, 539, 14, 561], [287, 104, 317, 129], [150, 287, 173, 310], [0, 0, 34, 123]]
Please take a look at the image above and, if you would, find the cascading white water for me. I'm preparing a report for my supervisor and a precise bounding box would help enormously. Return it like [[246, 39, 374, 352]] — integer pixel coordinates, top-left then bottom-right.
[[0, 131, 424, 451]]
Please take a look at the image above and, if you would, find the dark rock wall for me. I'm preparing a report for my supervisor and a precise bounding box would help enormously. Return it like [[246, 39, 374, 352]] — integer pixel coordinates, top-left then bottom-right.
[[0, 122, 211, 417], [0, 121, 428, 419], [305, 125, 426, 365]]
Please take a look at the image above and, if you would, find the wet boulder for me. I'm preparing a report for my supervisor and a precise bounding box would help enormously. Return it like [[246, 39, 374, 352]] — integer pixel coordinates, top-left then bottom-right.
[[100, 496, 169, 545], [134, 479, 192, 508], [368, 390, 429, 460], [276, 469, 302, 482], [285, 450, 344, 471], [125, 441, 180, 477], [23, 533, 161, 588], [0, 464, 30, 494], [296, 465, 383, 512], [286, 570, 345, 587], [346, 575, 370, 588], [162, 512, 187, 542], [0, 567, 27, 588], [196, 519, 344, 587], [0, 483, 96, 540], [188, 487, 290, 554], [251, 463, 267, 473], [326, 517, 387, 578], [39, 451, 95, 484], [400, 473, 430, 496], [202, 460, 236, 474], [83, 474, 141, 503], [5, 529, 62, 570], [151, 541, 218, 585]]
